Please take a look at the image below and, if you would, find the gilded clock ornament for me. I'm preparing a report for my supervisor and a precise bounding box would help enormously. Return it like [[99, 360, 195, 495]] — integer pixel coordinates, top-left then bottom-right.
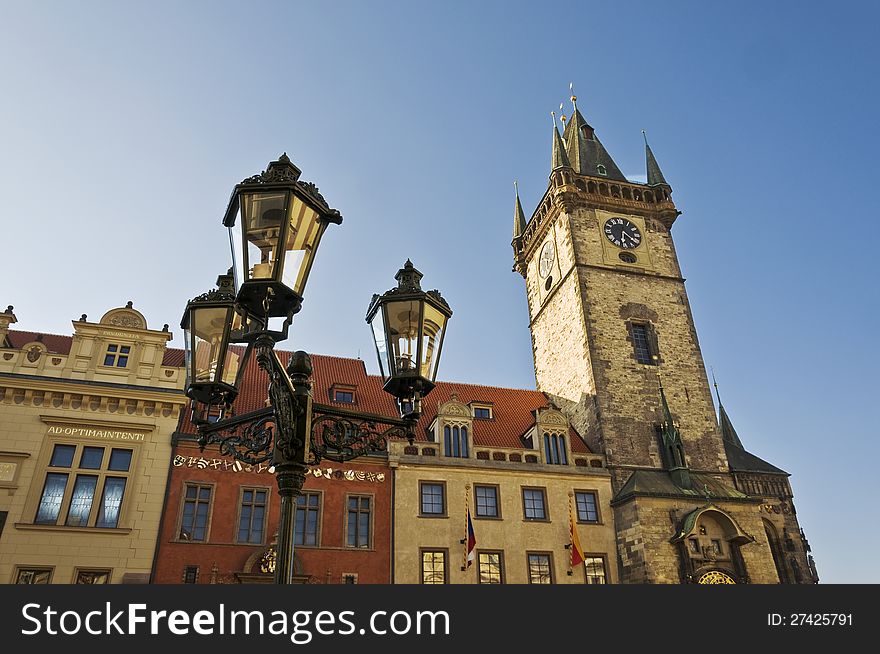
[[697, 570, 736, 584], [538, 240, 555, 278], [603, 217, 642, 249]]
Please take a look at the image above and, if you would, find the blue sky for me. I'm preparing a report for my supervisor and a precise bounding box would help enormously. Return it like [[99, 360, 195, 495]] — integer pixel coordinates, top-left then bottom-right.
[[1, 1, 877, 583]]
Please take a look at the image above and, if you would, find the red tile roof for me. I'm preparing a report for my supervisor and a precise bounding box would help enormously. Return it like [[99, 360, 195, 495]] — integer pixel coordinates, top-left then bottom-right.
[[162, 348, 185, 366], [179, 349, 590, 453], [5, 330, 73, 354]]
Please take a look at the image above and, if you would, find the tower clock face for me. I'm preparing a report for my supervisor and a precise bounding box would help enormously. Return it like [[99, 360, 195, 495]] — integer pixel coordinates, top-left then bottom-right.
[[603, 218, 642, 249], [538, 240, 555, 278]]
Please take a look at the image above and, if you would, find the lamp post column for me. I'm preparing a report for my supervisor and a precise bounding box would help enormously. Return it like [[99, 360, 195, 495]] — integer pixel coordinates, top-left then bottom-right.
[[257, 343, 313, 584], [274, 462, 307, 584]]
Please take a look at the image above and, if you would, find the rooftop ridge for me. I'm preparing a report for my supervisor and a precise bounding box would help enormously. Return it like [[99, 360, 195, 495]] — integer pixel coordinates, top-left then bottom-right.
[[273, 349, 544, 394], [368, 373, 542, 395]]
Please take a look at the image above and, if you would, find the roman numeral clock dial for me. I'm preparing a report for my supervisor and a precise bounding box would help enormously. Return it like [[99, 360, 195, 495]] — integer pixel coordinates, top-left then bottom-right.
[[603, 217, 642, 249], [539, 240, 555, 278]]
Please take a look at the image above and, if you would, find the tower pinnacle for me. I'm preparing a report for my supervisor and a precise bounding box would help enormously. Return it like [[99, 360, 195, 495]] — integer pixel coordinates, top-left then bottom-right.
[[551, 113, 571, 172], [512, 181, 527, 241], [643, 130, 669, 187]]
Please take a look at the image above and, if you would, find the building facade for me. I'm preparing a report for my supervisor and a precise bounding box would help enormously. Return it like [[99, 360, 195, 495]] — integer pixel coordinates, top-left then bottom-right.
[[157, 346, 617, 585], [390, 387, 617, 584], [0, 303, 186, 584], [511, 101, 818, 584]]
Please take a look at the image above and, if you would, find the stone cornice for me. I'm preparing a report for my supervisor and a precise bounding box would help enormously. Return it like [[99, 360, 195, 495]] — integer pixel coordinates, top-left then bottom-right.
[[0, 372, 187, 403], [395, 453, 610, 478], [514, 173, 679, 274]]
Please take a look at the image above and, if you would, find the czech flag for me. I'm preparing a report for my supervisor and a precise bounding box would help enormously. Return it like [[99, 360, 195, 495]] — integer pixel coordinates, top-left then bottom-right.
[[466, 508, 477, 568]]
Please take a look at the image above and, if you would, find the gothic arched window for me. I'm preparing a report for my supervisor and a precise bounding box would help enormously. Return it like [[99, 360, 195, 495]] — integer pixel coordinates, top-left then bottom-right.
[[543, 433, 567, 465], [444, 425, 468, 458]]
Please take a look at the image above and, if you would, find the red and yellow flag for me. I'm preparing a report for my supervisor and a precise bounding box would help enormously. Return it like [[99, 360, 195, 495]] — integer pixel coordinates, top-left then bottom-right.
[[569, 494, 586, 568]]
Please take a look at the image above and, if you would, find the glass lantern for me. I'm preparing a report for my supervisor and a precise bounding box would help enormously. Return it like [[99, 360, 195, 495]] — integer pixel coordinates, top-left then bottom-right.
[[366, 260, 451, 418], [223, 153, 342, 325], [180, 273, 245, 413]]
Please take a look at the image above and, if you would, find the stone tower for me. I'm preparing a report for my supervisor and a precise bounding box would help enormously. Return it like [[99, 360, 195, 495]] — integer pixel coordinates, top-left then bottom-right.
[[512, 99, 817, 584]]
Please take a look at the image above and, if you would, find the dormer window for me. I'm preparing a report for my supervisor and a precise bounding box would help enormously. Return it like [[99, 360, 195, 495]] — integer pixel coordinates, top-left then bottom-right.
[[596, 164, 607, 176], [103, 344, 130, 368], [330, 385, 357, 404], [472, 405, 492, 420]]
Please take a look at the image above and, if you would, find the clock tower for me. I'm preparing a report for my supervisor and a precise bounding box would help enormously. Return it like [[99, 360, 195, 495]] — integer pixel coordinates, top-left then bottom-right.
[[512, 99, 818, 584]]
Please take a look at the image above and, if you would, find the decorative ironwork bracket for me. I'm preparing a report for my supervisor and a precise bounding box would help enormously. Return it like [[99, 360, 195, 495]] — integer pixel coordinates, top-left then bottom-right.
[[196, 340, 416, 467], [310, 403, 414, 463]]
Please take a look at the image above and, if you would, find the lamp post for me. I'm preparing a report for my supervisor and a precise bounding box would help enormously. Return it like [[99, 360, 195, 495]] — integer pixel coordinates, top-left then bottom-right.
[[180, 154, 451, 584]]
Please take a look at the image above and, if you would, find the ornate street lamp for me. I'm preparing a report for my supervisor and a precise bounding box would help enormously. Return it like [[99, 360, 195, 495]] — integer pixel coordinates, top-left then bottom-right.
[[180, 271, 247, 423], [366, 260, 452, 420], [182, 155, 450, 584], [223, 152, 342, 337]]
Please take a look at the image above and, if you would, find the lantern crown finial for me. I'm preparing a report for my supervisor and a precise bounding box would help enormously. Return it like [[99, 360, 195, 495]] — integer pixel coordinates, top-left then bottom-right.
[[238, 154, 302, 186], [264, 154, 302, 183], [185, 273, 238, 312], [217, 270, 235, 294], [394, 259, 424, 292]]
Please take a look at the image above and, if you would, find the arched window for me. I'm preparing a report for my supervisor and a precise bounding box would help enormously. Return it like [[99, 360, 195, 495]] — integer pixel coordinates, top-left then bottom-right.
[[543, 433, 567, 465], [596, 164, 607, 176], [444, 425, 468, 458]]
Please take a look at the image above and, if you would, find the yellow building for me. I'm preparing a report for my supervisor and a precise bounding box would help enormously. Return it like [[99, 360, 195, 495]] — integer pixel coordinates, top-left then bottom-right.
[[0, 303, 186, 584], [390, 387, 617, 584]]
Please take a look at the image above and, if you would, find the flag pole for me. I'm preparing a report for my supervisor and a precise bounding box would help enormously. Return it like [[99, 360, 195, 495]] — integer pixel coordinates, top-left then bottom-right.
[[460, 483, 476, 574]]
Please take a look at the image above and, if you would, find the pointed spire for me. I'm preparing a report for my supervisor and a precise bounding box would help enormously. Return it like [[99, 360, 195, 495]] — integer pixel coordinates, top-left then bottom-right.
[[551, 112, 571, 172], [657, 374, 691, 489], [658, 374, 675, 432], [512, 181, 527, 240], [565, 100, 586, 174], [712, 370, 744, 449], [643, 130, 669, 186], [563, 106, 628, 181], [719, 404, 745, 450], [711, 367, 721, 405]]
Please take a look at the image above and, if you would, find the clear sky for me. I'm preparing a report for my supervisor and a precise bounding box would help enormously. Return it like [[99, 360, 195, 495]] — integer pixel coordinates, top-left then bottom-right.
[[1, 1, 877, 583]]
